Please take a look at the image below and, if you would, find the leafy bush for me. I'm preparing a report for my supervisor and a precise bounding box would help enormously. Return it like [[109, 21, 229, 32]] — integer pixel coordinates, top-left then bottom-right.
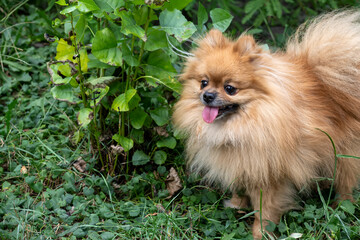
[[46, 0, 236, 175]]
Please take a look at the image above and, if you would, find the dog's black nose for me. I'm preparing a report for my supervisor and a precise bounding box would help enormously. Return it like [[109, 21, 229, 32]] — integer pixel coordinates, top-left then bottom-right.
[[203, 91, 217, 103]]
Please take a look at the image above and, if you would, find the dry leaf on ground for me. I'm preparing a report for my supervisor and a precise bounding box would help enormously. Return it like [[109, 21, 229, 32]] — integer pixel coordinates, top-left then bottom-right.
[[110, 145, 125, 155], [73, 158, 87, 173], [165, 167, 182, 198], [154, 126, 169, 137]]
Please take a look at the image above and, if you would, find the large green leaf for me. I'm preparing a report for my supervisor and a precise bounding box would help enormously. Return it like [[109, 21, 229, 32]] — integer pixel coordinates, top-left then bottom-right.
[[245, 0, 266, 14], [77, 0, 100, 12], [92, 28, 122, 66], [197, 3, 208, 26], [87, 54, 112, 69], [146, 75, 182, 94], [86, 76, 114, 86], [210, 8, 234, 32], [51, 84, 76, 104], [56, 0, 68, 6], [144, 50, 181, 93], [153, 150, 167, 165], [116, 11, 146, 41], [133, 6, 157, 25], [150, 107, 169, 126], [60, 5, 77, 14], [158, 9, 196, 42], [55, 38, 75, 61], [111, 89, 137, 112], [75, 14, 87, 43], [129, 107, 148, 129], [79, 48, 89, 72], [77, 108, 93, 127], [145, 50, 176, 76], [58, 63, 72, 77], [132, 150, 150, 166], [90, 86, 109, 107], [130, 129, 144, 144], [144, 28, 168, 51], [156, 137, 176, 149], [130, 0, 145, 5], [48, 63, 72, 85], [112, 134, 134, 152], [93, 0, 124, 12], [162, 0, 192, 10], [128, 92, 141, 110], [122, 42, 139, 67]]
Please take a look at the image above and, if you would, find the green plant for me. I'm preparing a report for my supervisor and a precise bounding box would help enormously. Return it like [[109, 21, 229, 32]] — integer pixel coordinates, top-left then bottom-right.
[[47, 0, 235, 176]]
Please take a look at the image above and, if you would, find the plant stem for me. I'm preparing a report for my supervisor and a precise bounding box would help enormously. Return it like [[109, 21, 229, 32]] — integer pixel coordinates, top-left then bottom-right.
[[70, 13, 88, 108], [133, 6, 151, 83], [111, 154, 118, 176], [96, 133, 105, 170], [261, 10, 276, 46], [112, 111, 122, 176], [126, 153, 129, 175], [92, 100, 105, 170], [121, 112, 125, 136], [71, 13, 105, 170]]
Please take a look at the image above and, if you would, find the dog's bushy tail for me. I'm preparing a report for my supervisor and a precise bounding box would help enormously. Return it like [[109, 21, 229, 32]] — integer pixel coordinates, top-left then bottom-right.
[[286, 10, 360, 117]]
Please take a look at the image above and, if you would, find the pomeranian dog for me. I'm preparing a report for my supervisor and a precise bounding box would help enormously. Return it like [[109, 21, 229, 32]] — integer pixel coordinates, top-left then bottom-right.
[[173, 10, 360, 239]]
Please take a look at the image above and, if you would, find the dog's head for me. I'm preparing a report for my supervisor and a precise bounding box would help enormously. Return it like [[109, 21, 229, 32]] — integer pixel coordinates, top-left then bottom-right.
[[180, 30, 270, 123]]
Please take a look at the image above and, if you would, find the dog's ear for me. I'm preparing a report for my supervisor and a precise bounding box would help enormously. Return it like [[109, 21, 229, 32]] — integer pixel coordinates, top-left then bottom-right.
[[200, 29, 229, 48], [233, 35, 258, 54], [233, 35, 263, 62]]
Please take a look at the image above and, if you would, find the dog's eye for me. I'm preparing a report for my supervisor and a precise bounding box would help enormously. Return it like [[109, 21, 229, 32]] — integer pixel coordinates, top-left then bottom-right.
[[201, 80, 208, 89], [224, 85, 237, 95]]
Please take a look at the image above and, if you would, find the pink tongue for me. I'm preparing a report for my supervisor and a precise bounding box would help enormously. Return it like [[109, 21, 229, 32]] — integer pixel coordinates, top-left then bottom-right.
[[202, 106, 219, 123]]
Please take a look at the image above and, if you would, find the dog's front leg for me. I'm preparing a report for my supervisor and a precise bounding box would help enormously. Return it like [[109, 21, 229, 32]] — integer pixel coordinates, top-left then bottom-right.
[[247, 182, 296, 239], [224, 192, 250, 209]]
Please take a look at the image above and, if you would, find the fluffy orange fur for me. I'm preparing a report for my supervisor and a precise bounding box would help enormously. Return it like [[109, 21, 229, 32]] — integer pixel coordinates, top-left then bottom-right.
[[172, 10, 360, 239]]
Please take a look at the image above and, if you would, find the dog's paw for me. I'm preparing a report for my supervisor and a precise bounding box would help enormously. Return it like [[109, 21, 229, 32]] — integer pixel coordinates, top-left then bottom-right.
[[223, 199, 241, 209], [223, 195, 250, 209]]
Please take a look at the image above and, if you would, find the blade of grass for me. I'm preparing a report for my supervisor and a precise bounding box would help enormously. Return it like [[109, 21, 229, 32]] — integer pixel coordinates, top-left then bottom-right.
[[315, 128, 337, 207], [0, 0, 29, 23], [336, 154, 360, 160]]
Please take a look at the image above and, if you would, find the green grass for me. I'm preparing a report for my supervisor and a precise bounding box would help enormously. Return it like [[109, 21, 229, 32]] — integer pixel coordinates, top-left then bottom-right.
[[1, 1, 360, 239]]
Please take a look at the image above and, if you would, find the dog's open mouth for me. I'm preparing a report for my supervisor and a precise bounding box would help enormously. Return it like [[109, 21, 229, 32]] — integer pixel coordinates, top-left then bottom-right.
[[202, 104, 239, 123]]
